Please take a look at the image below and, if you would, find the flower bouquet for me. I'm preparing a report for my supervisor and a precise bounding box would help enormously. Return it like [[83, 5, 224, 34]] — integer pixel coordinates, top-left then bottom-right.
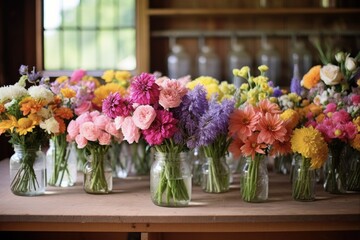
[[0, 65, 65, 195], [66, 110, 122, 194], [290, 126, 328, 201]]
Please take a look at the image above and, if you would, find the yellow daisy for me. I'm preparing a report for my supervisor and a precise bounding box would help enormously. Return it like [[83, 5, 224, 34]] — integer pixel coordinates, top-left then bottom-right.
[[16, 117, 36, 135]]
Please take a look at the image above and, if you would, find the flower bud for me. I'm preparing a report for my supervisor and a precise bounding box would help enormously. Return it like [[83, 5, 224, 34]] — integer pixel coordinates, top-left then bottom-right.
[[335, 52, 345, 63], [258, 65, 269, 73], [345, 56, 357, 72], [238, 66, 250, 79]]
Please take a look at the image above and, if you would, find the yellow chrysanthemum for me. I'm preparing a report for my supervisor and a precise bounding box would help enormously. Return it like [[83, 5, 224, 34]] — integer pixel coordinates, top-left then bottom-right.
[[92, 83, 127, 108], [301, 65, 321, 90], [55, 76, 68, 84], [280, 109, 300, 129], [291, 126, 328, 169], [102, 70, 115, 83], [115, 71, 131, 81], [16, 117, 36, 135], [350, 134, 360, 151], [60, 88, 76, 99]]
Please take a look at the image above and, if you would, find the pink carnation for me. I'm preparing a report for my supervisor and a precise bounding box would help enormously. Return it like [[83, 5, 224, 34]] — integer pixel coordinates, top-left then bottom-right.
[[344, 122, 357, 140], [132, 105, 156, 130], [71, 69, 86, 82], [98, 131, 112, 145], [93, 114, 111, 130], [324, 103, 337, 114], [351, 94, 360, 105], [121, 116, 140, 144], [80, 122, 100, 141], [75, 134, 88, 149]]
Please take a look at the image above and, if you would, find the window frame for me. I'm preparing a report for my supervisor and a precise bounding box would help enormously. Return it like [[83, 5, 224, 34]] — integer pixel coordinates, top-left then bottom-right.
[[35, 0, 145, 77]]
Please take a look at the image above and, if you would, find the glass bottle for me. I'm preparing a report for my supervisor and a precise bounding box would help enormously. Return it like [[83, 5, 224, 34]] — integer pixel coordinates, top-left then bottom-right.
[[289, 41, 312, 83], [227, 42, 252, 87], [292, 154, 316, 201], [150, 151, 192, 207], [197, 45, 221, 80], [46, 137, 77, 187], [167, 44, 191, 79], [240, 155, 268, 202], [201, 156, 230, 193], [10, 145, 46, 196], [256, 40, 281, 86], [83, 145, 112, 194]]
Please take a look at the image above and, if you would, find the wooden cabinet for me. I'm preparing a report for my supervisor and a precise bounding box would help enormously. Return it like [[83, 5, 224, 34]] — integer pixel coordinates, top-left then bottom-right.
[[136, 0, 360, 87]]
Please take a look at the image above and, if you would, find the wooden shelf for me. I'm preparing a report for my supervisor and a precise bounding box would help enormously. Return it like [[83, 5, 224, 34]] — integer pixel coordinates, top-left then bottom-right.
[[147, 8, 360, 16]]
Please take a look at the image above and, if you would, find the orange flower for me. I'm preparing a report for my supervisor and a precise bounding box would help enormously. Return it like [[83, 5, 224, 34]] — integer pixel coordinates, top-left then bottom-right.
[[0, 103, 5, 114], [302, 65, 321, 90], [241, 133, 266, 160], [60, 88, 76, 99], [270, 139, 292, 157], [257, 99, 281, 115], [257, 112, 287, 145], [229, 104, 260, 141], [16, 117, 36, 135], [20, 97, 45, 116], [228, 138, 244, 158], [54, 107, 73, 120], [315, 113, 326, 123], [55, 116, 66, 134]]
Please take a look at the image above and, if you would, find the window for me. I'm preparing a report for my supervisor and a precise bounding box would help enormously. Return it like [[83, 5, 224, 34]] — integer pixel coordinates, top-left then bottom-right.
[[42, 0, 136, 74]]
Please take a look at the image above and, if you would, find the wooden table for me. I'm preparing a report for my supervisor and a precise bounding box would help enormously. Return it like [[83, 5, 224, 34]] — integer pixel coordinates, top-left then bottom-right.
[[0, 159, 359, 240]]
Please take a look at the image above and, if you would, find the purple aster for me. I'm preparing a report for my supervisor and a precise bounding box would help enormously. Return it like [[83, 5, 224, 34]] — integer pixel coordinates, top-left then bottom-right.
[[142, 110, 178, 146], [102, 92, 133, 119], [272, 86, 283, 97], [129, 73, 160, 105]]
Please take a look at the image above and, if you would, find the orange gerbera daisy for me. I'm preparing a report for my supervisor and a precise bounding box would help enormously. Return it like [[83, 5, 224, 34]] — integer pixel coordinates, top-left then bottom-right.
[[229, 104, 260, 141], [228, 138, 244, 158], [257, 99, 281, 115], [257, 112, 287, 145], [241, 133, 266, 160], [20, 97, 45, 116]]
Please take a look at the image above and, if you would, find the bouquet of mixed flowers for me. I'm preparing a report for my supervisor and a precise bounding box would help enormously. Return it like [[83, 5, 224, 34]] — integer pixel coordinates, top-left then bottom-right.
[[229, 65, 294, 202], [66, 110, 122, 193], [0, 65, 71, 195]]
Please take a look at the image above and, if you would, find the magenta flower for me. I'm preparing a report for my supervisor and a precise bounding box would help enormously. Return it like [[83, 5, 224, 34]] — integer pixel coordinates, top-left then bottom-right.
[[142, 110, 178, 145], [102, 92, 133, 119], [129, 73, 160, 105]]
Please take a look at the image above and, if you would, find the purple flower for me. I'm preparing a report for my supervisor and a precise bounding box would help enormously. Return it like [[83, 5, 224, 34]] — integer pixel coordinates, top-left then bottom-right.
[[102, 92, 133, 119], [142, 110, 178, 145], [129, 73, 160, 105], [28, 66, 42, 83], [272, 87, 283, 97], [197, 98, 234, 147], [290, 75, 302, 96], [173, 85, 209, 148], [19, 65, 28, 75]]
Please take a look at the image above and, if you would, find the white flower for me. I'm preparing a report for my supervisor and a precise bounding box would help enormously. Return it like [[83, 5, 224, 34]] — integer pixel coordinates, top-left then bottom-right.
[[320, 64, 343, 86], [345, 56, 357, 72], [4, 99, 17, 109], [28, 85, 54, 104], [335, 52, 345, 63], [40, 117, 59, 134], [0, 85, 28, 103], [37, 108, 51, 119]]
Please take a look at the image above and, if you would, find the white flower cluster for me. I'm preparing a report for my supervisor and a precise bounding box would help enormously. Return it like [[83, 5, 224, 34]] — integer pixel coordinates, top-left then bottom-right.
[[0, 85, 28, 103], [28, 85, 54, 104]]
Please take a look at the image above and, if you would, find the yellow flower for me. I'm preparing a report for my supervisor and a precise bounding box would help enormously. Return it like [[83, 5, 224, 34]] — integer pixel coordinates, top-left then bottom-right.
[[0, 114, 18, 134], [237, 66, 250, 79], [60, 88, 76, 99], [83, 76, 101, 88], [55, 76, 68, 84], [187, 76, 218, 89], [258, 92, 267, 101], [240, 83, 249, 90], [102, 70, 115, 83], [280, 109, 300, 129], [16, 117, 36, 135], [219, 81, 236, 96], [350, 134, 360, 151], [92, 83, 127, 108], [353, 117, 360, 131], [115, 71, 131, 81], [258, 65, 269, 73], [205, 83, 223, 100], [291, 126, 328, 169], [288, 93, 301, 103]]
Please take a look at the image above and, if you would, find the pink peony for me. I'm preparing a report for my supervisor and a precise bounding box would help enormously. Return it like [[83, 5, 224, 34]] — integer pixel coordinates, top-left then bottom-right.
[[98, 131, 112, 145], [132, 105, 156, 130], [105, 122, 123, 140], [71, 69, 86, 82], [90, 110, 101, 119], [75, 134, 88, 148], [75, 112, 92, 125], [121, 116, 140, 144], [75, 101, 92, 116], [159, 87, 183, 109], [67, 120, 79, 141], [93, 114, 111, 130], [79, 122, 100, 141]]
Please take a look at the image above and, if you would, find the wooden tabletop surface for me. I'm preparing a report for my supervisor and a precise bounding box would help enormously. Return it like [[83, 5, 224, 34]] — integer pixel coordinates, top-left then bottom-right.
[[0, 159, 359, 233]]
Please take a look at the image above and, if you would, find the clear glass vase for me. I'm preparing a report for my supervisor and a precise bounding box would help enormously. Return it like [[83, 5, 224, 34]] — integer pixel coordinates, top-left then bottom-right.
[[10, 144, 46, 196], [292, 154, 316, 201], [201, 156, 230, 193], [83, 145, 112, 194], [323, 141, 346, 194], [46, 135, 77, 187], [150, 151, 192, 207], [274, 153, 292, 175], [190, 147, 205, 186], [344, 146, 360, 192], [240, 155, 268, 202]]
